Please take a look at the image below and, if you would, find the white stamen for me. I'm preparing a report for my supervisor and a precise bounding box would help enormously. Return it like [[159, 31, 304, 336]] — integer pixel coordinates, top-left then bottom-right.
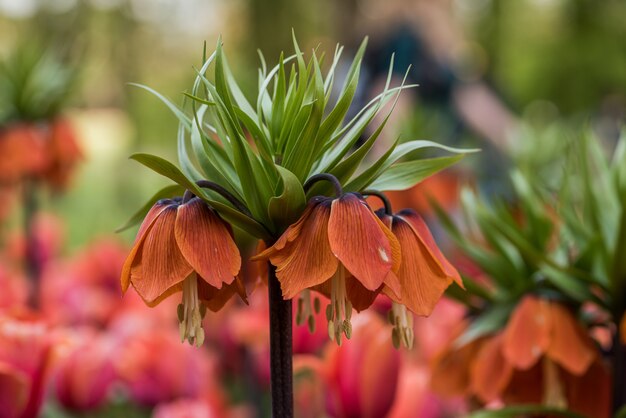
[[390, 302, 414, 349], [327, 266, 352, 345], [178, 273, 205, 347]]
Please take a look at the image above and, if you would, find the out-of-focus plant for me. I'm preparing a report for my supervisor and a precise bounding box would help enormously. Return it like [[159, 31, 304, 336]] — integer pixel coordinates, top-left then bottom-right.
[[432, 129, 626, 417], [120, 35, 471, 416], [0, 45, 83, 305]]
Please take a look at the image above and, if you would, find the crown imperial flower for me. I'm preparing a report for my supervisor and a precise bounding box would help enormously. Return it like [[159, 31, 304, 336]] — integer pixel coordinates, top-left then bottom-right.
[[254, 192, 402, 345], [121, 196, 245, 346]]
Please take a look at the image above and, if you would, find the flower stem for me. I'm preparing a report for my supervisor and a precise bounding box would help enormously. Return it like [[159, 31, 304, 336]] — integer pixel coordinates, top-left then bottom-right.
[[613, 316, 626, 414], [23, 180, 40, 308], [362, 190, 393, 215], [303, 173, 343, 198], [268, 262, 294, 417]]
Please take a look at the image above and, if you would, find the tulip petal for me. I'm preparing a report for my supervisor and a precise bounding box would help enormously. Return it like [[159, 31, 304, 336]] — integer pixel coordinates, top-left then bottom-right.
[[269, 202, 339, 299], [0, 364, 29, 418], [391, 217, 452, 316], [397, 210, 462, 287], [131, 206, 193, 304], [547, 302, 596, 375], [175, 198, 240, 288], [121, 201, 170, 293], [502, 296, 551, 370], [328, 194, 392, 291], [470, 334, 513, 403]]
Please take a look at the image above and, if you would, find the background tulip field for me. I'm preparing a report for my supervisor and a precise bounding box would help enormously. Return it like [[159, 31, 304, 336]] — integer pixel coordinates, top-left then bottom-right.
[[1, 1, 625, 417]]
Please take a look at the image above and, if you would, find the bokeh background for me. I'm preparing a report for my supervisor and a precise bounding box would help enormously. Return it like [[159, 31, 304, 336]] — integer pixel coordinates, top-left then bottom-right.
[[0, 0, 625, 417]]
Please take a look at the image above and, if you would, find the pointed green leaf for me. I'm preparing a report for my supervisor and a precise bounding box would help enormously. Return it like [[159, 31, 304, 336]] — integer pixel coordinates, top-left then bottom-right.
[[368, 155, 464, 191]]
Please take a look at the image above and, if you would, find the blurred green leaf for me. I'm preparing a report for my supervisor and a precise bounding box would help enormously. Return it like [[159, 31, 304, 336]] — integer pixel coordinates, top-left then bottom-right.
[[468, 405, 586, 418], [368, 155, 464, 191]]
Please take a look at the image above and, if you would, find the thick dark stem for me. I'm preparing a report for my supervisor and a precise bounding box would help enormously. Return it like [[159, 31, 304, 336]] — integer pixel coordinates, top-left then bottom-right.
[[268, 262, 293, 417], [23, 181, 40, 308], [303, 173, 343, 198], [362, 190, 393, 215], [196, 180, 253, 217], [613, 318, 626, 414]]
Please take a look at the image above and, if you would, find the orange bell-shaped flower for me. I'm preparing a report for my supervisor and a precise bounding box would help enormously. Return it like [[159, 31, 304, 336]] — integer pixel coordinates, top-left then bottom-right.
[[121, 196, 245, 346], [254, 193, 401, 345]]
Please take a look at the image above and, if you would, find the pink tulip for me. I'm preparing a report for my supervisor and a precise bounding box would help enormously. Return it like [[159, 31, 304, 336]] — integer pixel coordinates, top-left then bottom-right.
[[387, 364, 467, 418], [0, 314, 55, 418], [115, 328, 222, 407], [297, 312, 401, 418], [41, 239, 128, 327], [0, 262, 28, 312], [53, 332, 117, 411]]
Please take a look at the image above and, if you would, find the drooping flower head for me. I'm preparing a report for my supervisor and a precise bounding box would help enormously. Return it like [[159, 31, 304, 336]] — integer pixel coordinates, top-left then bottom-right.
[[121, 195, 245, 346], [375, 204, 463, 348], [431, 295, 611, 418], [254, 189, 402, 346]]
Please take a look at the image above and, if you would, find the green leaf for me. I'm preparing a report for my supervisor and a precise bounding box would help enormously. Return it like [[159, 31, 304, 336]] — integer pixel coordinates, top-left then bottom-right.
[[129, 153, 269, 239], [368, 155, 464, 191], [455, 304, 512, 347], [116, 184, 184, 233], [128, 83, 191, 129], [267, 166, 306, 233], [316, 38, 367, 146], [468, 405, 586, 418]]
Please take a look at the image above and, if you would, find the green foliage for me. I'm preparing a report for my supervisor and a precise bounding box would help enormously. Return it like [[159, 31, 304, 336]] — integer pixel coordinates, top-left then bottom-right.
[[439, 127, 626, 345], [468, 404, 587, 418], [0, 45, 77, 124], [124, 36, 471, 239]]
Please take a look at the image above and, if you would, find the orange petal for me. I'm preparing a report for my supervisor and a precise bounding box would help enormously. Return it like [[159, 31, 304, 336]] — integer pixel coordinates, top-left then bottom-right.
[[546, 302, 596, 375], [346, 274, 380, 312], [502, 362, 543, 404], [431, 335, 483, 397], [198, 276, 245, 312], [131, 205, 193, 304], [270, 201, 339, 299], [376, 213, 402, 297], [502, 296, 551, 370], [563, 359, 611, 418], [175, 198, 241, 288], [120, 200, 171, 293], [397, 209, 462, 287], [391, 216, 452, 316], [251, 199, 321, 262], [470, 333, 513, 403], [328, 194, 392, 291]]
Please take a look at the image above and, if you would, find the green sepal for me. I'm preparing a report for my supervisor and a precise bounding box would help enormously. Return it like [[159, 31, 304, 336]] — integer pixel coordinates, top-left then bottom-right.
[[455, 304, 512, 347]]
